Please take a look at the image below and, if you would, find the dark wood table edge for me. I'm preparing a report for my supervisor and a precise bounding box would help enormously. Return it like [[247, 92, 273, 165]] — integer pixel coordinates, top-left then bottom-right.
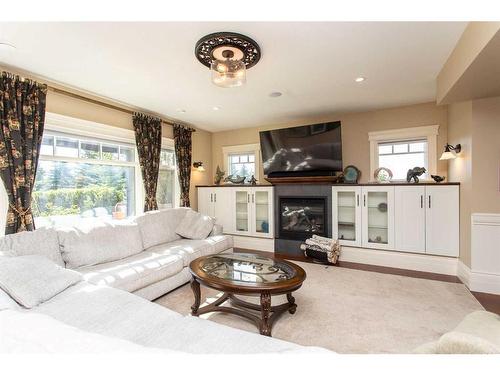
[[188, 254, 306, 336]]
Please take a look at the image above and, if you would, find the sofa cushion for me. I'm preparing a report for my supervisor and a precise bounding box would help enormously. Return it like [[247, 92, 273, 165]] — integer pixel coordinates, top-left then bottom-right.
[[78, 250, 184, 293], [0, 228, 64, 267], [0, 255, 82, 308], [134, 208, 189, 249], [145, 235, 234, 267], [0, 288, 21, 311], [175, 209, 214, 240], [57, 222, 144, 269]]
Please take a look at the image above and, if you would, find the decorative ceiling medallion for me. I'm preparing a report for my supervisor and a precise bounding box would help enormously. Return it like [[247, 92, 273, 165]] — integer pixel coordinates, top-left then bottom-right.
[[195, 32, 261, 69]]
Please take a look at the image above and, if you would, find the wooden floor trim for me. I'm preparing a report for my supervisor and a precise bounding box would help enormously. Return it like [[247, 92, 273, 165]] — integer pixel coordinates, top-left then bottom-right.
[[234, 248, 500, 315]]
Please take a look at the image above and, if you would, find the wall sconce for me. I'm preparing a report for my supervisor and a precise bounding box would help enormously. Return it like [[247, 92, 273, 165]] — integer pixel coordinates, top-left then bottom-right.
[[193, 161, 205, 172], [440, 143, 461, 160]]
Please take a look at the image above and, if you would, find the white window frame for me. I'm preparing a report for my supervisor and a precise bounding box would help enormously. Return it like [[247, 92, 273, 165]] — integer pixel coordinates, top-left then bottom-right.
[[368, 125, 439, 182], [43, 113, 178, 215], [222, 143, 261, 180]]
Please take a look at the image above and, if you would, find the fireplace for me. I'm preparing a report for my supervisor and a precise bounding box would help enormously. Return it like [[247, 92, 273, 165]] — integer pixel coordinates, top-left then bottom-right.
[[279, 197, 327, 240]]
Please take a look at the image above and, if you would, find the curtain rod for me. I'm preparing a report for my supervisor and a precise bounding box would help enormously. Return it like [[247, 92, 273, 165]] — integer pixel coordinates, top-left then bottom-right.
[[47, 86, 196, 132]]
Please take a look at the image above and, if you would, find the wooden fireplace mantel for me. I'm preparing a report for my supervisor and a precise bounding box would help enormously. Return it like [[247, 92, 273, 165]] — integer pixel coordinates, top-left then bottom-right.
[[264, 175, 339, 185]]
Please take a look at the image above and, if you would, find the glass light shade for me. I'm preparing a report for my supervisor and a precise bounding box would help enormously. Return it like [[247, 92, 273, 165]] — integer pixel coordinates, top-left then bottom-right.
[[440, 151, 457, 160], [210, 58, 246, 88]]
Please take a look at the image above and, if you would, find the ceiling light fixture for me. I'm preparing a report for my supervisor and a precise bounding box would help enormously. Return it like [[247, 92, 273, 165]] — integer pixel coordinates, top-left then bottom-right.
[[195, 32, 261, 88], [355, 77, 365, 83], [212, 106, 220, 111], [440, 143, 461, 160]]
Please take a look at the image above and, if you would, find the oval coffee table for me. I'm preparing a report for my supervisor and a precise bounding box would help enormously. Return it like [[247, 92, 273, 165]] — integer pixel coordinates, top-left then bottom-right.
[[189, 253, 306, 336]]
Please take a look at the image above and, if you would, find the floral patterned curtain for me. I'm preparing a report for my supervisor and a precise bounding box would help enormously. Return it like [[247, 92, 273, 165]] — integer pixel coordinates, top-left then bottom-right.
[[0, 72, 47, 234], [133, 113, 162, 212], [173, 124, 192, 207]]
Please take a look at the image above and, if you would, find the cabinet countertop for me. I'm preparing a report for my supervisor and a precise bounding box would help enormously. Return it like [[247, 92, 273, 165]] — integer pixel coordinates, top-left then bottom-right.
[[196, 182, 460, 187]]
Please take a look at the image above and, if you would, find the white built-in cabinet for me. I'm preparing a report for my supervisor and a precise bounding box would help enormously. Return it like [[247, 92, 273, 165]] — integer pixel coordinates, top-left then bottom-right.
[[333, 184, 459, 257], [198, 186, 274, 239]]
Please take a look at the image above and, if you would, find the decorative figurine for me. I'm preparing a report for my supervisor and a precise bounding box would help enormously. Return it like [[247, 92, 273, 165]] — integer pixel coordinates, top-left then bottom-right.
[[248, 175, 258, 185], [374, 167, 393, 183], [343, 165, 361, 184], [224, 174, 246, 184], [431, 175, 446, 183], [214, 166, 225, 185], [406, 167, 426, 183]]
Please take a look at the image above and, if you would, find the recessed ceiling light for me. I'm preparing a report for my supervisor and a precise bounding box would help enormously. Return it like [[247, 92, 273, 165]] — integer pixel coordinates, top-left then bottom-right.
[[269, 91, 282, 98], [177, 109, 186, 113], [355, 77, 365, 83], [212, 106, 221, 111]]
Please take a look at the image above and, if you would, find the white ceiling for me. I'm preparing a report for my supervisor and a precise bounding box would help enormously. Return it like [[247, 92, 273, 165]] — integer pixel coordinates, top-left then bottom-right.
[[0, 22, 466, 132]]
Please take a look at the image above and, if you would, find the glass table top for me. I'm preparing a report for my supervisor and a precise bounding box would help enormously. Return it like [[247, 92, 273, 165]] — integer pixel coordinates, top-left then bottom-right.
[[199, 253, 297, 284]]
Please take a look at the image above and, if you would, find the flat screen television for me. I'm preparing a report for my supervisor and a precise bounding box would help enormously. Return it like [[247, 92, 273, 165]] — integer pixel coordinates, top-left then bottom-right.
[[259, 121, 342, 177]]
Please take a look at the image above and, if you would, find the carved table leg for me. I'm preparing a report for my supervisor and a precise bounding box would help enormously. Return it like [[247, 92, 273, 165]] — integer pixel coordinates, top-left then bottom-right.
[[287, 293, 297, 314], [260, 291, 272, 336], [190, 277, 201, 316]]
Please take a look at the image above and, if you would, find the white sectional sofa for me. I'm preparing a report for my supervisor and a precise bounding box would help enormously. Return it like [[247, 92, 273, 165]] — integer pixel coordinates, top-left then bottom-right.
[[0, 208, 329, 354], [0, 207, 233, 301]]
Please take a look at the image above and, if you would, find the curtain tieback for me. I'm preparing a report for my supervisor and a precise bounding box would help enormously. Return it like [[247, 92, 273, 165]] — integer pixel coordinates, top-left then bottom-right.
[[9, 204, 32, 231]]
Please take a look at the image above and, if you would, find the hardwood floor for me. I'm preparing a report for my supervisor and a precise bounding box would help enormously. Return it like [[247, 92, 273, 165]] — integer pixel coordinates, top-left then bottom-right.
[[234, 248, 500, 315]]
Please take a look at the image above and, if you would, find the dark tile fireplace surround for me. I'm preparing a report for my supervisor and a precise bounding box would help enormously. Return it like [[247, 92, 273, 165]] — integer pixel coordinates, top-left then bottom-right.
[[274, 184, 332, 257]]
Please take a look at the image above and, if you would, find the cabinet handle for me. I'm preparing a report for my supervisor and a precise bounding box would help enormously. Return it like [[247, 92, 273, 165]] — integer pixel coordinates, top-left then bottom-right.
[[357, 194, 359, 207], [428, 195, 431, 209], [252, 194, 254, 203], [210, 193, 213, 203], [214, 193, 216, 202], [420, 195, 423, 208], [247, 194, 250, 203], [363, 195, 366, 207]]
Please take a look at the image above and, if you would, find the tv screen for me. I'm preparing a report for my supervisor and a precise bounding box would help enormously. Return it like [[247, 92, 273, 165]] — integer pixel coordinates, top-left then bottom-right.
[[259, 121, 342, 176]]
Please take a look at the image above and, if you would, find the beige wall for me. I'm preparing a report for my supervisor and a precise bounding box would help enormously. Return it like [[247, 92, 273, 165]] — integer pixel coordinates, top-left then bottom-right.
[[1, 64, 211, 210], [212, 102, 448, 183], [448, 101, 473, 267], [447, 96, 500, 267], [437, 22, 500, 104], [471, 97, 500, 213]]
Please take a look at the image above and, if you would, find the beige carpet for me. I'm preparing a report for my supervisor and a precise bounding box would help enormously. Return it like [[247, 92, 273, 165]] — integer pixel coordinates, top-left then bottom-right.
[[155, 262, 483, 353]]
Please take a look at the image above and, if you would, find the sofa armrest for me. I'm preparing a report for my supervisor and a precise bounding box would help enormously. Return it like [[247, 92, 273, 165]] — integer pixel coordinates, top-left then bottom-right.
[[210, 224, 224, 236]]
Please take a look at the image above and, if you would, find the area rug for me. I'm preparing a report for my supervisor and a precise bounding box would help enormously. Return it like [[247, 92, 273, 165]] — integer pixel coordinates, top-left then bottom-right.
[[155, 262, 483, 353]]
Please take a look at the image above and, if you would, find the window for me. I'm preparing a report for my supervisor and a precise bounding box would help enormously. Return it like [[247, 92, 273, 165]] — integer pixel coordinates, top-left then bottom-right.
[[157, 149, 176, 209], [33, 132, 137, 228], [222, 143, 261, 181], [378, 140, 427, 180], [369, 125, 439, 181], [229, 153, 256, 179]]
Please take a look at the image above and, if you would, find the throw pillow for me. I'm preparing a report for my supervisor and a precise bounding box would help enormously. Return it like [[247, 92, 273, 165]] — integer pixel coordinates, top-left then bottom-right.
[[0, 255, 82, 308], [175, 209, 215, 240]]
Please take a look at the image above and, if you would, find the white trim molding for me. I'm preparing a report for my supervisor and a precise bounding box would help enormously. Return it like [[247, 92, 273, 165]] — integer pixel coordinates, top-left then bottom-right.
[[231, 235, 274, 252], [340, 246, 458, 275], [368, 125, 439, 181], [222, 143, 261, 179], [467, 213, 500, 294]]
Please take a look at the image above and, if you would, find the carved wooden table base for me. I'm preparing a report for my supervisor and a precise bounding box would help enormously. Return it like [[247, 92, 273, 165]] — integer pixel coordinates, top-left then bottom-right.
[[190, 278, 297, 337]]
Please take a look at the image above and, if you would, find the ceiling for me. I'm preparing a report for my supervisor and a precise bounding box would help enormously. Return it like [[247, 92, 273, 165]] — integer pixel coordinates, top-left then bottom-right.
[[0, 22, 466, 132]]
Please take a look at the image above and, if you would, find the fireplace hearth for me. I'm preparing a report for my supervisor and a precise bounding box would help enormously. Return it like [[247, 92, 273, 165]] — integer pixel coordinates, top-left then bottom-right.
[[279, 197, 327, 240], [274, 184, 332, 257]]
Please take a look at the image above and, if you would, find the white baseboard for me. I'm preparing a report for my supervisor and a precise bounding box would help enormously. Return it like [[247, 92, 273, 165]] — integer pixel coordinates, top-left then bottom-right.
[[458, 260, 500, 295], [339, 246, 458, 276], [231, 235, 274, 252]]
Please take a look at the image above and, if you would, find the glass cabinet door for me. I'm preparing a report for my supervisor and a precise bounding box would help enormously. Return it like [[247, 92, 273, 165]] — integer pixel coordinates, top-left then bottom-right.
[[254, 190, 270, 235], [234, 190, 250, 233], [337, 191, 357, 241], [362, 186, 394, 249], [333, 187, 361, 247], [366, 191, 389, 245]]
